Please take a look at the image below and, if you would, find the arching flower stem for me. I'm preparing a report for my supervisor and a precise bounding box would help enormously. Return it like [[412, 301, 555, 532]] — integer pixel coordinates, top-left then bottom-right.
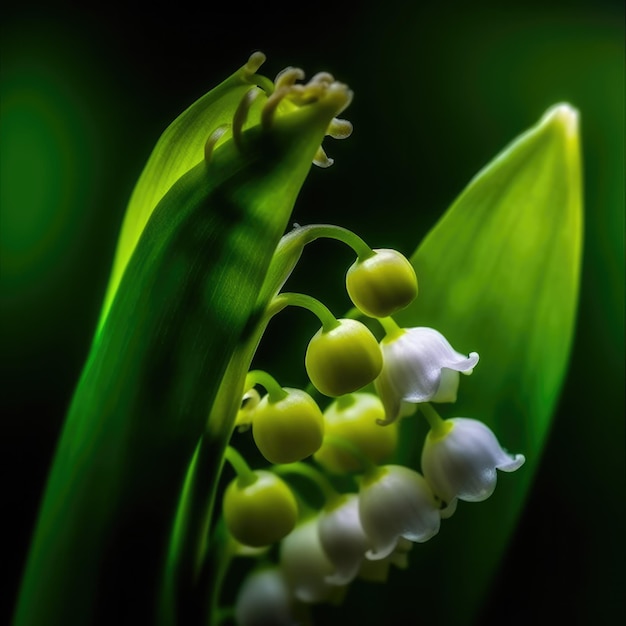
[[378, 316, 405, 340], [290, 223, 375, 262], [273, 462, 342, 508], [224, 445, 257, 488], [272, 292, 340, 332], [419, 403, 453, 440], [245, 370, 288, 403]]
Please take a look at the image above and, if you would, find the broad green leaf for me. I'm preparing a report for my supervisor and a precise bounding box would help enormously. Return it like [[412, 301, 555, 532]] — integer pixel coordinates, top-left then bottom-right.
[[97, 52, 273, 332], [158, 227, 337, 625], [389, 103, 582, 625], [14, 64, 352, 626]]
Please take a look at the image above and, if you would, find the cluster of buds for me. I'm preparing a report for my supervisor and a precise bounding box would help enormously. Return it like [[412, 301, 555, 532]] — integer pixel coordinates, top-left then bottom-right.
[[218, 227, 526, 625]]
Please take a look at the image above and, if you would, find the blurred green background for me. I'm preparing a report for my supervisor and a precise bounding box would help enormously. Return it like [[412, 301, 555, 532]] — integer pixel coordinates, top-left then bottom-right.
[[2, 1, 623, 624]]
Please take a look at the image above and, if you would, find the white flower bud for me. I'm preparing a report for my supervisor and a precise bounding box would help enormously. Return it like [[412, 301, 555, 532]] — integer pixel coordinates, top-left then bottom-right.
[[279, 518, 336, 603], [318, 494, 371, 585], [358, 465, 441, 560], [375, 327, 479, 424], [235, 567, 293, 626], [421, 417, 525, 503]]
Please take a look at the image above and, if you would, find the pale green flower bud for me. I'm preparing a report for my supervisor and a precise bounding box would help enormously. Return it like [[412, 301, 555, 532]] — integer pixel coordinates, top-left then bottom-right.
[[346, 249, 418, 318], [421, 417, 525, 503], [252, 388, 324, 464], [305, 319, 383, 397], [223, 471, 298, 547], [314, 393, 399, 473]]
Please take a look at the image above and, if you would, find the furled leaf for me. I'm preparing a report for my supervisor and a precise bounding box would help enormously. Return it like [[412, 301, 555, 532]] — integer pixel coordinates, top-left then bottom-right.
[[97, 52, 273, 332], [389, 103, 583, 624], [14, 60, 352, 626]]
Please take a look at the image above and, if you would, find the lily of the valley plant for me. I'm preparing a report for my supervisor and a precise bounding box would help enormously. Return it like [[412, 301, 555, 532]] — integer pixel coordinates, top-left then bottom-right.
[[14, 52, 582, 626]]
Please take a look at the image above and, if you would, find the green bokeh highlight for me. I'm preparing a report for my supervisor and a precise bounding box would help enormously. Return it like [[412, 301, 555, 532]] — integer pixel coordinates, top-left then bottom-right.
[[1, 51, 96, 298]]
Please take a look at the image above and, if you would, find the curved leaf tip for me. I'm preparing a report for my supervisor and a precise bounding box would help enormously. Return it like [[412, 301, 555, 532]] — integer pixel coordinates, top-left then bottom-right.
[[541, 102, 579, 137]]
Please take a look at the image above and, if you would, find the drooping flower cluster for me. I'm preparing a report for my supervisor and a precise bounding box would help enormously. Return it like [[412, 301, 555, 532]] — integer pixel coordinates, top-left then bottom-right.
[[210, 63, 525, 625]]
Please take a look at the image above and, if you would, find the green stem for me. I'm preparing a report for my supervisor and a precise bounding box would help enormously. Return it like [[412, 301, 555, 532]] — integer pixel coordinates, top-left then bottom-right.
[[223, 445, 257, 487], [336, 394, 357, 410], [207, 520, 235, 626], [189, 286, 308, 625], [378, 316, 404, 340], [294, 223, 375, 261], [419, 403, 450, 438], [272, 291, 340, 332], [273, 462, 341, 506], [245, 369, 288, 402]]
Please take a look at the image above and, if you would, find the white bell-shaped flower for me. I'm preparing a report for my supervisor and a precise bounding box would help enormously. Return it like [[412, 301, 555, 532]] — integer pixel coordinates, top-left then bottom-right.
[[358, 465, 441, 561], [279, 517, 337, 603], [375, 327, 479, 424], [318, 494, 371, 585], [421, 417, 526, 503], [234, 567, 294, 626]]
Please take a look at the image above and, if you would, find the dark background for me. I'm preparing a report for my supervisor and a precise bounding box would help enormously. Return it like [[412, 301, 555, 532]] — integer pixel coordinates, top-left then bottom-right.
[[2, 1, 624, 624]]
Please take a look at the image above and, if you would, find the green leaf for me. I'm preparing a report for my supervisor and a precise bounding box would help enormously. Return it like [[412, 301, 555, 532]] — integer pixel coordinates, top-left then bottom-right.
[[14, 62, 352, 626], [391, 103, 583, 624], [97, 51, 273, 332]]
